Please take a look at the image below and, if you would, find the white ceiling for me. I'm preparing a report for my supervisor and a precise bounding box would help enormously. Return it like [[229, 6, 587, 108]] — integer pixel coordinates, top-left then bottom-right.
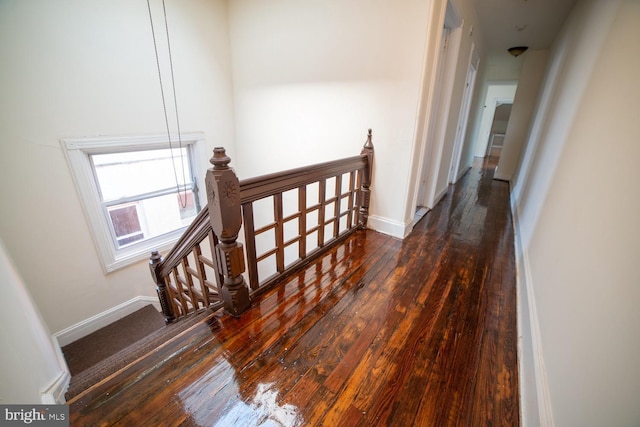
[[474, 0, 579, 56]]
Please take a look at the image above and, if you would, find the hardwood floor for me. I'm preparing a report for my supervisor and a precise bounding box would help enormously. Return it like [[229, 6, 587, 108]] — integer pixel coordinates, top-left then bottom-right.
[[68, 157, 519, 426]]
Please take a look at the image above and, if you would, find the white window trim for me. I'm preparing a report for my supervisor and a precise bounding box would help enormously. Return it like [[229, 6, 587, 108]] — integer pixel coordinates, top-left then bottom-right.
[[61, 132, 208, 273]]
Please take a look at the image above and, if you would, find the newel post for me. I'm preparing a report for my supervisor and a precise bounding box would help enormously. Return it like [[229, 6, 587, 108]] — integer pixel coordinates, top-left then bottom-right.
[[206, 147, 251, 316], [149, 250, 176, 323], [358, 129, 374, 228]]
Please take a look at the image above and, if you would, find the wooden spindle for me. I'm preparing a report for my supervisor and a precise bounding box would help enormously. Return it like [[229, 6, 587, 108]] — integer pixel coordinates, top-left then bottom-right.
[[149, 250, 176, 323], [274, 193, 285, 273], [241, 203, 260, 290], [193, 244, 210, 305], [298, 186, 307, 259], [318, 179, 326, 247], [205, 147, 251, 316], [333, 174, 341, 237], [358, 129, 374, 228], [347, 171, 356, 229]]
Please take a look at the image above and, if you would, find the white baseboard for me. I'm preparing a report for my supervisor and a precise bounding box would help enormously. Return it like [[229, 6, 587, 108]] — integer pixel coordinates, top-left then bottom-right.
[[412, 206, 429, 228], [40, 370, 71, 404], [53, 296, 161, 346], [367, 215, 412, 239], [433, 186, 448, 207], [512, 204, 554, 427], [455, 164, 471, 182], [494, 169, 510, 182]]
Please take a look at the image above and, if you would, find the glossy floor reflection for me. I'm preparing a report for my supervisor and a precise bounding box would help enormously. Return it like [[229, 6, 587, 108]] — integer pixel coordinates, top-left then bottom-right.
[[69, 157, 519, 426]]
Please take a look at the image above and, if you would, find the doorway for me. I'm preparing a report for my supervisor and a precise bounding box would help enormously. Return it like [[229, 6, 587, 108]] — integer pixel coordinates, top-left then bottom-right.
[[473, 82, 517, 158], [416, 0, 463, 210], [486, 103, 512, 158], [448, 45, 479, 184]]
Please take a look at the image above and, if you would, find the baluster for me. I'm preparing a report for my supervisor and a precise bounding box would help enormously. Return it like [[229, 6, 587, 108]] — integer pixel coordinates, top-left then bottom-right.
[[274, 193, 285, 273], [173, 267, 189, 315], [318, 179, 326, 247], [347, 171, 355, 229], [181, 257, 199, 310], [358, 129, 374, 228], [149, 251, 176, 323], [208, 229, 223, 293], [298, 185, 307, 259], [205, 147, 251, 316], [193, 244, 211, 305], [333, 174, 341, 237], [242, 202, 260, 290]]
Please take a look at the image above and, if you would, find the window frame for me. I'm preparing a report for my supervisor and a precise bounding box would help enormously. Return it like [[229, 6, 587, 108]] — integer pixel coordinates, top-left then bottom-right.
[[61, 133, 208, 273]]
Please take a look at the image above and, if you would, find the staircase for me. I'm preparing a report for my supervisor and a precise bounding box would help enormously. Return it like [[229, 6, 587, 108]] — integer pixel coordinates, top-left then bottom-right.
[[149, 130, 375, 322]]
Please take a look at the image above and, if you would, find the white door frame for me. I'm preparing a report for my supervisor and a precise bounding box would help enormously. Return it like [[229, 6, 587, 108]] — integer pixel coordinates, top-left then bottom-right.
[[417, 0, 463, 208], [449, 45, 479, 184], [416, 26, 451, 207]]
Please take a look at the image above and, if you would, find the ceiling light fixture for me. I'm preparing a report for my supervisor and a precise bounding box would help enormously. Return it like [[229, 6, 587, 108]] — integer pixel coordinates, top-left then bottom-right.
[[508, 46, 529, 57]]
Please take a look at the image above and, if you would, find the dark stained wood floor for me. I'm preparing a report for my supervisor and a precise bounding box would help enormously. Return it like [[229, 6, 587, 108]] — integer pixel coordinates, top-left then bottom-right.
[[68, 157, 519, 426]]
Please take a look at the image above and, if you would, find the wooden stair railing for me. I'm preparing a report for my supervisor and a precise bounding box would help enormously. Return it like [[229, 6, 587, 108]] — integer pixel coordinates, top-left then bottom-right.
[[150, 130, 374, 322]]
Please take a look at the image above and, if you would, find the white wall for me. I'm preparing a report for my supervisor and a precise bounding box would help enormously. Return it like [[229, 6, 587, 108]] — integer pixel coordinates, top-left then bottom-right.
[[494, 49, 548, 181], [228, 0, 435, 237], [512, 0, 640, 425], [0, 0, 235, 335], [0, 240, 69, 404], [485, 53, 527, 82], [229, 0, 485, 234], [490, 103, 511, 134]]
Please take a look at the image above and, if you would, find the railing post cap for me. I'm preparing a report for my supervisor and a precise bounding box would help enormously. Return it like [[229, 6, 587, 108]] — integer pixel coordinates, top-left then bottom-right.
[[362, 129, 374, 152], [364, 129, 374, 149], [210, 147, 231, 169], [150, 250, 162, 264]]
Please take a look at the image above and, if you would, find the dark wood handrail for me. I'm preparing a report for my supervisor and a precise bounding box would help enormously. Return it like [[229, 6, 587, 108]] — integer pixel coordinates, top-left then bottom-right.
[[150, 130, 374, 322], [156, 207, 211, 279], [240, 155, 368, 203]]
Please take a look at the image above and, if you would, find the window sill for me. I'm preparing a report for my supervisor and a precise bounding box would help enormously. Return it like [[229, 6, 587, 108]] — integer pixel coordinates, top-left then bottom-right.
[[104, 228, 186, 273]]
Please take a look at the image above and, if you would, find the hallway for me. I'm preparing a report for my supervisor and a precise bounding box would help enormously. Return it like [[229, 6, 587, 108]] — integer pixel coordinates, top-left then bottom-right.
[[69, 157, 519, 426]]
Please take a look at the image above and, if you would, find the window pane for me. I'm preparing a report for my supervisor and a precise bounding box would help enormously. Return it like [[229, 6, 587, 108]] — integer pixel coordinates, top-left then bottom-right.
[[178, 191, 197, 220], [109, 204, 142, 237], [106, 190, 198, 249], [108, 204, 144, 247], [92, 148, 192, 202]]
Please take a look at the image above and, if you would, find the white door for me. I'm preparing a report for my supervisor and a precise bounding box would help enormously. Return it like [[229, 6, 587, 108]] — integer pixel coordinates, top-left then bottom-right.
[[416, 27, 450, 207], [449, 47, 479, 184]]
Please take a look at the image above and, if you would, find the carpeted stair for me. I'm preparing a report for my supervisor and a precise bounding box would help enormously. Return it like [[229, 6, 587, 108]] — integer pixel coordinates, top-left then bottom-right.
[[62, 305, 215, 400]]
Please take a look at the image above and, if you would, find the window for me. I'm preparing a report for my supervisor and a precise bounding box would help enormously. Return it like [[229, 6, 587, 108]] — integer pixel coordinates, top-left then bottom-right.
[[90, 147, 200, 249], [62, 133, 207, 273]]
